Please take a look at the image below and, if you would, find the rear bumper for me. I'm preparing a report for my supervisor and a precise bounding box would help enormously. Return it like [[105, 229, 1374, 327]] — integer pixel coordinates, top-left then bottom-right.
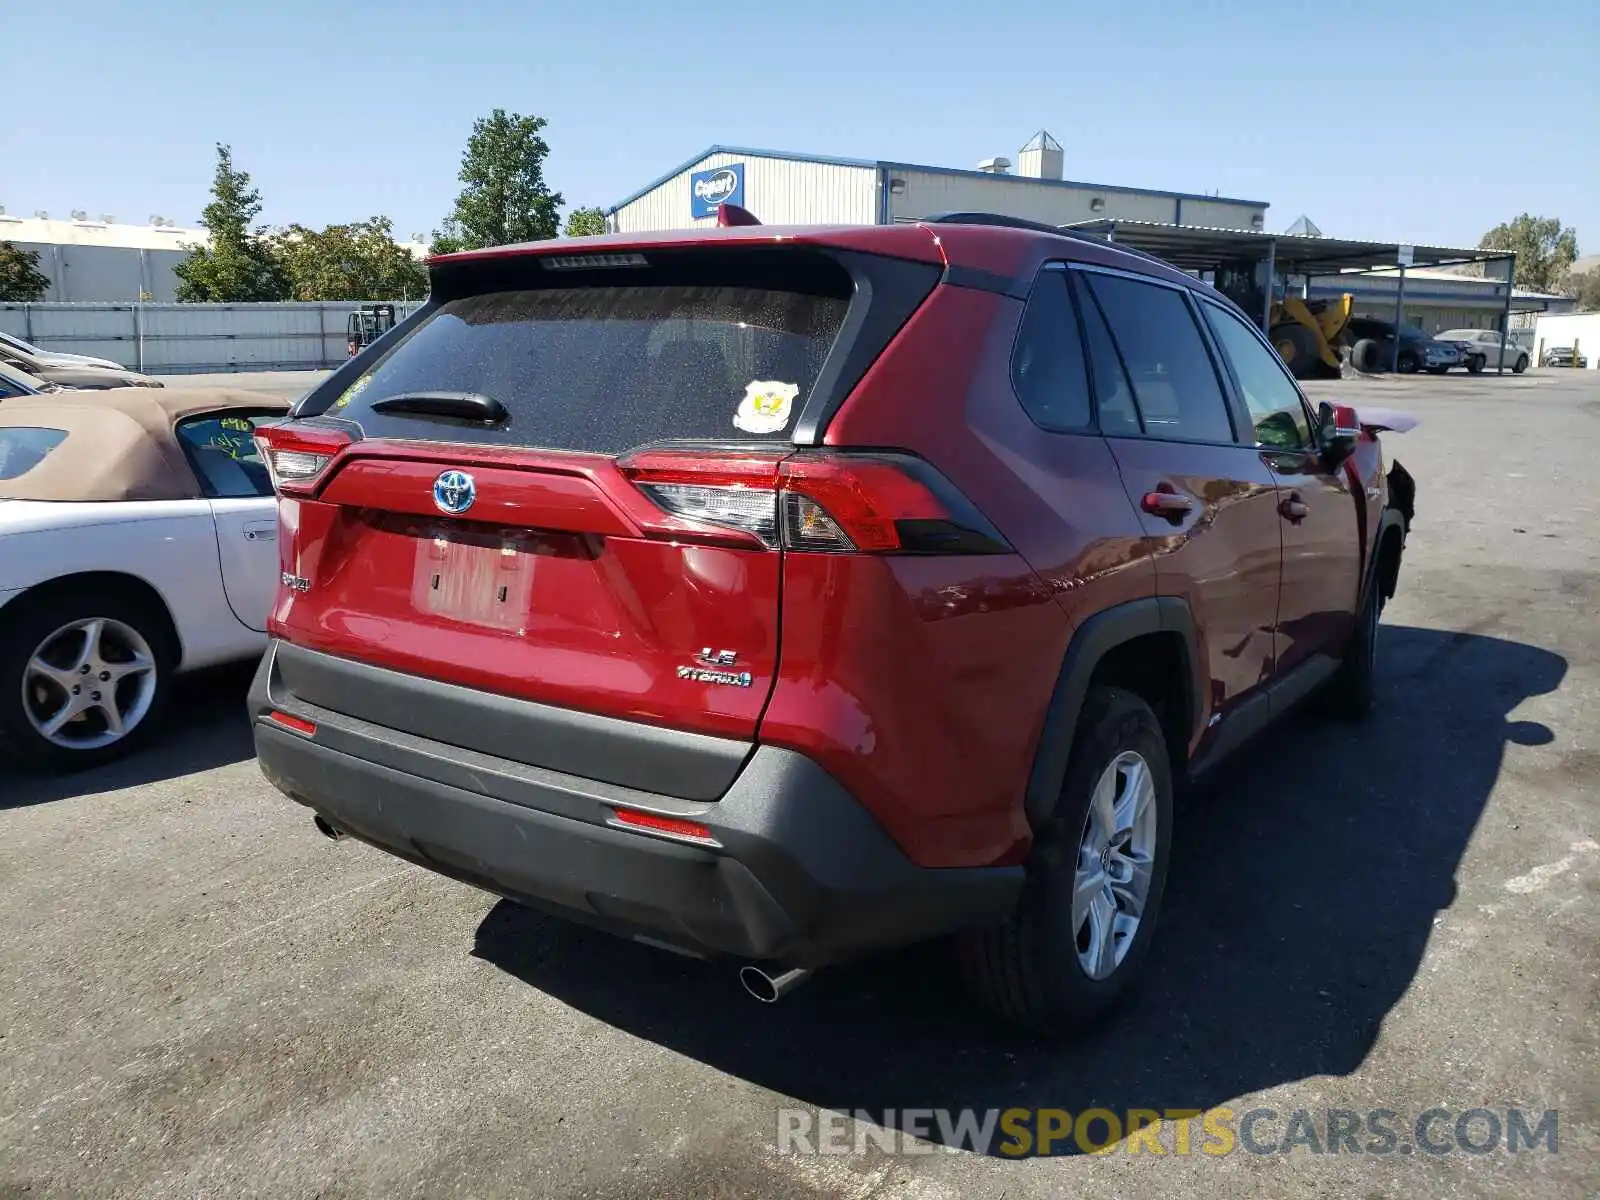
[[249, 641, 1021, 966]]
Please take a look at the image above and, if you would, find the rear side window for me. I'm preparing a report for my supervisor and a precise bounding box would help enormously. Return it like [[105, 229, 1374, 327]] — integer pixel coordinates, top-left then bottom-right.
[[1201, 302, 1313, 449], [1010, 271, 1091, 432], [1072, 276, 1142, 436], [327, 285, 850, 454], [175, 413, 277, 498], [1082, 273, 1235, 444], [0, 427, 67, 480]]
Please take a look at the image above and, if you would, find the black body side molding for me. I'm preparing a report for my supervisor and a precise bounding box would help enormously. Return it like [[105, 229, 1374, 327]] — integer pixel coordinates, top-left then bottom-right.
[[1023, 596, 1203, 828]]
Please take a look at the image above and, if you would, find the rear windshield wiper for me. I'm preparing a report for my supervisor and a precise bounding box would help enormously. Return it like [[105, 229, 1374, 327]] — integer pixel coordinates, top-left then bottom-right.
[[368, 391, 508, 425]]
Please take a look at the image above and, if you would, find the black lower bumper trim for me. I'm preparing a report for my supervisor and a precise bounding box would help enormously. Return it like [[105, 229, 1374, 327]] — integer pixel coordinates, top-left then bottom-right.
[[251, 643, 1021, 966]]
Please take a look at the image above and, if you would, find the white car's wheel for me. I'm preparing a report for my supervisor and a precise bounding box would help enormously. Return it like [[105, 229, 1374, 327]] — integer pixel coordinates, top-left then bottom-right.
[[0, 590, 175, 771]]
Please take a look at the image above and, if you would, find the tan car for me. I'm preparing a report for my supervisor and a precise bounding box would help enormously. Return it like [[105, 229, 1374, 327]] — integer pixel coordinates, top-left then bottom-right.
[[0, 341, 163, 390], [0, 360, 62, 399]]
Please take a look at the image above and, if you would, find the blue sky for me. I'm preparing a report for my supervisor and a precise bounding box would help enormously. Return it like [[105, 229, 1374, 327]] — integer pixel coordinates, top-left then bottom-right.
[[4, 0, 1595, 251]]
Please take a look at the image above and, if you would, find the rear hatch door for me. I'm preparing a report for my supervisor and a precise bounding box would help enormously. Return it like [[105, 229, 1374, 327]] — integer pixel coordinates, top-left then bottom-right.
[[268, 245, 937, 768]]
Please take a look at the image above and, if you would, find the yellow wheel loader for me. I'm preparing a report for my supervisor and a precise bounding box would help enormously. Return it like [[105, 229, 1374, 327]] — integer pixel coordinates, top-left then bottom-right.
[[1268, 293, 1354, 379]]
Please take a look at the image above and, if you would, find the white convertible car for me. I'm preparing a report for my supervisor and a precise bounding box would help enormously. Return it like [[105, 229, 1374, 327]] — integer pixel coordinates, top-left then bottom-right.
[[0, 388, 289, 769]]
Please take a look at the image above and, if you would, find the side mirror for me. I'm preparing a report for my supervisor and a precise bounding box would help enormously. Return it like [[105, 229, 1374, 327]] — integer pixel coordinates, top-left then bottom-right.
[[1318, 400, 1361, 461]]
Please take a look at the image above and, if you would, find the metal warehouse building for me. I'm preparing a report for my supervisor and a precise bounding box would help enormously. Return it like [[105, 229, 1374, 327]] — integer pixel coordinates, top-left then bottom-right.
[[1, 209, 431, 304], [606, 130, 1269, 234], [0, 210, 204, 303]]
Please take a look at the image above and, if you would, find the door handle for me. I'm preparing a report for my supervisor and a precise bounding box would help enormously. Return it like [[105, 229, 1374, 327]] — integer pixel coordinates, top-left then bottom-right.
[[243, 522, 277, 542], [1141, 490, 1194, 524], [1279, 496, 1309, 523]]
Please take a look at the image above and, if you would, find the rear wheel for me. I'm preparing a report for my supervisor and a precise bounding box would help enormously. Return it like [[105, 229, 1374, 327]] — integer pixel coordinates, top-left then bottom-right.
[[958, 686, 1173, 1036], [1350, 338, 1382, 374], [1513, 354, 1529, 374], [1397, 350, 1419, 374], [1467, 354, 1485, 374], [0, 591, 175, 771]]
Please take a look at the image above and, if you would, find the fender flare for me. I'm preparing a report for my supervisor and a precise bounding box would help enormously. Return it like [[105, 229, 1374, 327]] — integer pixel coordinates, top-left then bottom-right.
[[1024, 596, 1205, 829], [1369, 459, 1414, 603]]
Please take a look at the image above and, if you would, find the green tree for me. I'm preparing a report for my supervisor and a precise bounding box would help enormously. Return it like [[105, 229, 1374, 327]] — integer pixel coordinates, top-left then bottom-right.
[[270, 217, 428, 301], [563, 206, 608, 238], [174, 143, 289, 302], [1558, 267, 1600, 312], [1478, 215, 1579, 293], [0, 242, 50, 302], [432, 110, 564, 253]]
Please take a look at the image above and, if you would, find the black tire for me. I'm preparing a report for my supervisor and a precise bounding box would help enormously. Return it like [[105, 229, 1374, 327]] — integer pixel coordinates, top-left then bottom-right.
[[1270, 323, 1323, 380], [1513, 354, 1529, 374], [958, 686, 1174, 1036], [1324, 565, 1381, 720], [0, 589, 176, 771], [1467, 354, 1485, 374], [1397, 350, 1419, 374], [1350, 338, 1382, 374]]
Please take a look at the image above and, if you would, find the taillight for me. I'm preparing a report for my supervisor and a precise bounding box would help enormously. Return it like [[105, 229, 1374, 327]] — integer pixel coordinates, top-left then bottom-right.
[[618, 448, 1010, 555], [619, 448, 785, 548], [253, 424, 356, 496]]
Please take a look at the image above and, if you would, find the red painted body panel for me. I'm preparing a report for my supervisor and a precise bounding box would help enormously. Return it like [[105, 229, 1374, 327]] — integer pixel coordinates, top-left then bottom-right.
[[271, 448, 784, 739], [1265, 448, 1363, 673], [759, 552, 1063, 868], [1107, 439, 1283, 740], [800, 283, 1154, 865]]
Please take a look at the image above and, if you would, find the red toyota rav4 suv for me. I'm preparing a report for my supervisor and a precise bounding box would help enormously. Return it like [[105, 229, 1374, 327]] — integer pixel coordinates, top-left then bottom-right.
[[250, 213, 1414, 1034]]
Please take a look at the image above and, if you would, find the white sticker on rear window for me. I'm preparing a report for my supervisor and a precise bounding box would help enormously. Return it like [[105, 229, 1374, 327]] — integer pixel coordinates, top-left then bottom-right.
[[734, 381, 799, 434]]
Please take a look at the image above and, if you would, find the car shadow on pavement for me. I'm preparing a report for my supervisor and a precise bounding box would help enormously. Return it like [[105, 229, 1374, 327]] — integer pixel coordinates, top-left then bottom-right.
[[1, 661, 258, 809], [473, 624, 1565, 1155]]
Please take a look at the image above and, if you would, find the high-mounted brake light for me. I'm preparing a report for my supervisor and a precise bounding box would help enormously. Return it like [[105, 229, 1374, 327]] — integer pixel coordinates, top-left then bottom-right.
[[253, 424, 355, 496], [619, 449, 1011, 556], [541, 252, 648, 270]]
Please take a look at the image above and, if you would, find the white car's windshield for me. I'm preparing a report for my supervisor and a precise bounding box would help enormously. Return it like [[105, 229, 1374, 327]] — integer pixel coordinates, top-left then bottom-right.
[[0, 330, 47, 358]]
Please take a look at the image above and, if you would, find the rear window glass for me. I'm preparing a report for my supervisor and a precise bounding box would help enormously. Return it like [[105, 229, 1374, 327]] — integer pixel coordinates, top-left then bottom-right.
[[327, 286, 851, 453], [0, 427, 68, 480]]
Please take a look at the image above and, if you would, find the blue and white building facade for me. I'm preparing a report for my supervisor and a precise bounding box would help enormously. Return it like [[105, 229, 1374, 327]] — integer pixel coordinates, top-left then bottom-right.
[[606, 131, 1270, 235]]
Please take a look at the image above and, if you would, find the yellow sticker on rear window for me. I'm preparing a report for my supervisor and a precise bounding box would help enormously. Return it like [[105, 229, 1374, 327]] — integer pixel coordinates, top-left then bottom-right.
[[329, 373, 372, 412], [734, 381, 799, 435]]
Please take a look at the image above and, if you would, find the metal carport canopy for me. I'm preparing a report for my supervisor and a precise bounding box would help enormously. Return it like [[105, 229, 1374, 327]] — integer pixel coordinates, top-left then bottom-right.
[[1067, 218, 1522, 374], [1064, 218, 1511, 275]]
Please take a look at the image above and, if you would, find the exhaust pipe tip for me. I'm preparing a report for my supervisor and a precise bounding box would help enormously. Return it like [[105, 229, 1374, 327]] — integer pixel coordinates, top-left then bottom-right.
[[313, 814, 347, 842], [739, 964, 812, 1003]]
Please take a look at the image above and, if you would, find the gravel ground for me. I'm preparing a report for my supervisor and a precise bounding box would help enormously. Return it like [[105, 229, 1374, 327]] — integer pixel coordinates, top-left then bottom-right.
[[2, 369, 1596, 1199]]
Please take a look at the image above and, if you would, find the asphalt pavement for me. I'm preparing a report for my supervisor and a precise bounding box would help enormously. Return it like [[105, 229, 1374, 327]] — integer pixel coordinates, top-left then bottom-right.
[[2, 368, 1596, 1198]]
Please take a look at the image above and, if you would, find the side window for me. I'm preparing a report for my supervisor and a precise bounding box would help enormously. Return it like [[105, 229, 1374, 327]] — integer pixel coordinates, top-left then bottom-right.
[[1010, 270, 1092, 432], [1070, 274, 1141, 436], [1081, 273, 1235, 443], [0, 427, 69, 480], [1201, 302, 1313, 450], [174, 413, 276, 498]]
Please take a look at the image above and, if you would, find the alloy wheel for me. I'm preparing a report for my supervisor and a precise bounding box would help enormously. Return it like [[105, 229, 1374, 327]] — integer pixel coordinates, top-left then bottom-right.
[[1072, 750, 1158, 981], [22, 617, 159, 750]]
